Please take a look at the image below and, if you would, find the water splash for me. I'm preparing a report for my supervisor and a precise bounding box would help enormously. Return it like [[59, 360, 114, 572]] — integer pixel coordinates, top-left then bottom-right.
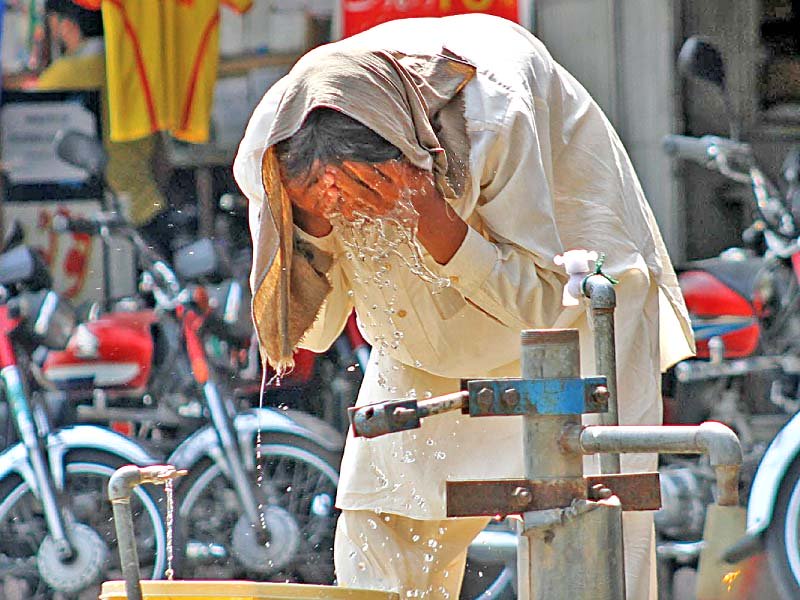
[[330, 188, 451, 291], [164, 477, 174, 580]]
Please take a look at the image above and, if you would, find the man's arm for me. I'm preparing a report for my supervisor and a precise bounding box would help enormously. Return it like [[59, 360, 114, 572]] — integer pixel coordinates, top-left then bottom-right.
[[429, 109, 567, 332]]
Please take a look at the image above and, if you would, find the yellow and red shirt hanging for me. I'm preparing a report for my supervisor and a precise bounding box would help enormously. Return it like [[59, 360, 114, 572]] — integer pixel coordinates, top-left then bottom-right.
[[100, 0, 251, 143], [341, 0, 520, 38]]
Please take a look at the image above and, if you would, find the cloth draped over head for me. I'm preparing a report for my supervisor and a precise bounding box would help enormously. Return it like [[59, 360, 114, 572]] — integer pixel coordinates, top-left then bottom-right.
[[250, 45, 477, 374]]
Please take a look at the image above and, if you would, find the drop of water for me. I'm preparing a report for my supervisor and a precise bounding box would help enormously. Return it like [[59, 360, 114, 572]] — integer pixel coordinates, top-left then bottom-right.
[[367, 518, 378, 530], [423, 390, 433, 399], [424, 553, 434, 563], [411, 534, 421, 543], [358, 562, 367, 571], [434, 451, 447, 460], [399, 450, 415, 464], [425, 438, 434, 446]]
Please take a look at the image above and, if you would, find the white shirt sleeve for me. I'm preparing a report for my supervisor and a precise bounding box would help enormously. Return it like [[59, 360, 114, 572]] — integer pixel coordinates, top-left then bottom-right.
[[438, 105, 566, 332]]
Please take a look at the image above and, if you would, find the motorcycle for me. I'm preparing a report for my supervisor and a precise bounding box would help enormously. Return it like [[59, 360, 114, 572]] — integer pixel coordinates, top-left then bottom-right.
[[655, 36, 800, 599], [42, 129, 345, 584], [0, 229, 167, 599]]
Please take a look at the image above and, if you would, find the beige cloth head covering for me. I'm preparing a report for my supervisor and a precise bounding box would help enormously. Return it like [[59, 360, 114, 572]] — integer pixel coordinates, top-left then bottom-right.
[[252, 46, 476, 373]]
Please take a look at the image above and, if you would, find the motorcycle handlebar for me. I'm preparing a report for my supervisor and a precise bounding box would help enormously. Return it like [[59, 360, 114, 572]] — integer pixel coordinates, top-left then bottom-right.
[[662, 135, 715, 164], [52, 213, 127, 236]]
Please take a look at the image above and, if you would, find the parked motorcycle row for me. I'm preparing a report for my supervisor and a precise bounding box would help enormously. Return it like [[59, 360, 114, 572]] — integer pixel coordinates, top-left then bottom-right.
[[0, 130, 352, 599], [655, 37, 800, 600]]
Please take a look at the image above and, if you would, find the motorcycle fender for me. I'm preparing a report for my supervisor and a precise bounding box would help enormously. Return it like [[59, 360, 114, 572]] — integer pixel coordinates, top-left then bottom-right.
[[746, 412, 800, 536], [0, 425, 160, 493], [167, 407, 345, 473]]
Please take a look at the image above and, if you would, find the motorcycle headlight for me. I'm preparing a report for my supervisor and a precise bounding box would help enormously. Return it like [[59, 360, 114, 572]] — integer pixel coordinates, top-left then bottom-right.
[[15, 290, 77, 350]]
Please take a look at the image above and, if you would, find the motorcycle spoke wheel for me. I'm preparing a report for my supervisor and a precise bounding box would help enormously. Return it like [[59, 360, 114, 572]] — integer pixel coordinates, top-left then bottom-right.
[[177, 435, 340, 584], [766, 453, 800, 599], [0, 451, 166, 600]]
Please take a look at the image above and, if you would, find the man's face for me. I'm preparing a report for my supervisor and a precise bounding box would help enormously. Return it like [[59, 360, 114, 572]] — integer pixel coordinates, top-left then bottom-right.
[[281, 158, 433, 222]]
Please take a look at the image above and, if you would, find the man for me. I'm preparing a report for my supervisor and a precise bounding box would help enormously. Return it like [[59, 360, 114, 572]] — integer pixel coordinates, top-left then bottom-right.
[[234, 14, 694, 600], [36, 0, 171, 256]]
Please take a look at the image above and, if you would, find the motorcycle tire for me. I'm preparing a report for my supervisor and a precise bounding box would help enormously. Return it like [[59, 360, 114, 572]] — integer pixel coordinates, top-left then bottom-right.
[[766, 451, 800, 599], [174, 433, 341, 584], [0, 448, 167, 600]]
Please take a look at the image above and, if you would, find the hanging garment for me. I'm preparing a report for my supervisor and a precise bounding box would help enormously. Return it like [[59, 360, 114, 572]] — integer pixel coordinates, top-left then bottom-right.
[[101, 0, 251, 143]]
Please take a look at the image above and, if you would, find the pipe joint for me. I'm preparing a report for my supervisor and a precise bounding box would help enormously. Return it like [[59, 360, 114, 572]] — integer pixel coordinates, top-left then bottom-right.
[[696, 421, 743, 467], [108, 464, 187, 503], [582, 275, 617, 310]]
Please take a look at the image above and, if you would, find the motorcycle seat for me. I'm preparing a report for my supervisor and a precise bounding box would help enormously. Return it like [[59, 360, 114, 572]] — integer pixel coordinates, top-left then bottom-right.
[[679, 255, 765, 303]]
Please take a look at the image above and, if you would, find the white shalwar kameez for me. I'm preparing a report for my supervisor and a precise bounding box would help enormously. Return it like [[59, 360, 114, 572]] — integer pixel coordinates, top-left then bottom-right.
[[234, 14, 694, 600]]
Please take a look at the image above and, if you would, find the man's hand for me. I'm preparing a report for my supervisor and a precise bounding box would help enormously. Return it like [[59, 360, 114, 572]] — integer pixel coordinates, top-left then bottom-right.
[[282, 162, 333, 237], [283, 158, 467, 263], [371, 161, 467, 265]]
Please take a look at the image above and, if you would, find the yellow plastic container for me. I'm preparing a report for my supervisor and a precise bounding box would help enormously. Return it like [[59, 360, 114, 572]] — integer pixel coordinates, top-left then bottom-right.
[[99, 581, 400, 600]]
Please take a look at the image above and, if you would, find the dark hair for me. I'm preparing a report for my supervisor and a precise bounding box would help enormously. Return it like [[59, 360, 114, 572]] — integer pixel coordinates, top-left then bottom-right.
[[276, 108, 402, 180], [45, 0, 104, 38]]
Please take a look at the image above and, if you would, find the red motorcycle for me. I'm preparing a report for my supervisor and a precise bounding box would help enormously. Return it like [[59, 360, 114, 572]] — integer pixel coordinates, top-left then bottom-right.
[[655, 37, 800, 600], [0, 228, 167, 599]]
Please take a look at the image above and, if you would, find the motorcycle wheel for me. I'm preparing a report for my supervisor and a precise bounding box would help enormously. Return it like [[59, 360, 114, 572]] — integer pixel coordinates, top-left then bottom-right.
[[461, 560, 515, 600], [766, 453, 800, 599], [0, 449, 166, 600], [175, 434, 340, 584]]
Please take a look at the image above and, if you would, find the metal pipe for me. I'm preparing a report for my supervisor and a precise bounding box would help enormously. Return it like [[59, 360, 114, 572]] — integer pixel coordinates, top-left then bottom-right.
[[108, 465, 146, 600], [108, 465, 187, 600], [518, 329, 625, 600], [582, 274, 621, 474], [416, 391, 468, 418], [563, 422, 742, 505]]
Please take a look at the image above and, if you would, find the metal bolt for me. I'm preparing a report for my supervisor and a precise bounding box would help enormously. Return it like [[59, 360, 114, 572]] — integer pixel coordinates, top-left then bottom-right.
[[592, 385, 610, 406], [512, 486, 532, 508], [502, 387, 520, 408], [476, 387, 495, 412], [589, 483, 613, 500]]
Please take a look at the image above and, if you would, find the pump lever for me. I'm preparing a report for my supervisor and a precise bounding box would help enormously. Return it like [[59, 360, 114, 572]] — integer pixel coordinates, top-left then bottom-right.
[[349, 391, 468, 438]]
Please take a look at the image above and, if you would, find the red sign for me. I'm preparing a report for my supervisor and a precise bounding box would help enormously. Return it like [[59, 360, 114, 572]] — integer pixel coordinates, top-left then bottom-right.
[[341, 0, 520, 38]]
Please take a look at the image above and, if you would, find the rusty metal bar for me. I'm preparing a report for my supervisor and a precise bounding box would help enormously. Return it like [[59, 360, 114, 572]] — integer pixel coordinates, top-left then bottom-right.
[[446, 472, 660, 517], [446, 478, 587, 517]]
